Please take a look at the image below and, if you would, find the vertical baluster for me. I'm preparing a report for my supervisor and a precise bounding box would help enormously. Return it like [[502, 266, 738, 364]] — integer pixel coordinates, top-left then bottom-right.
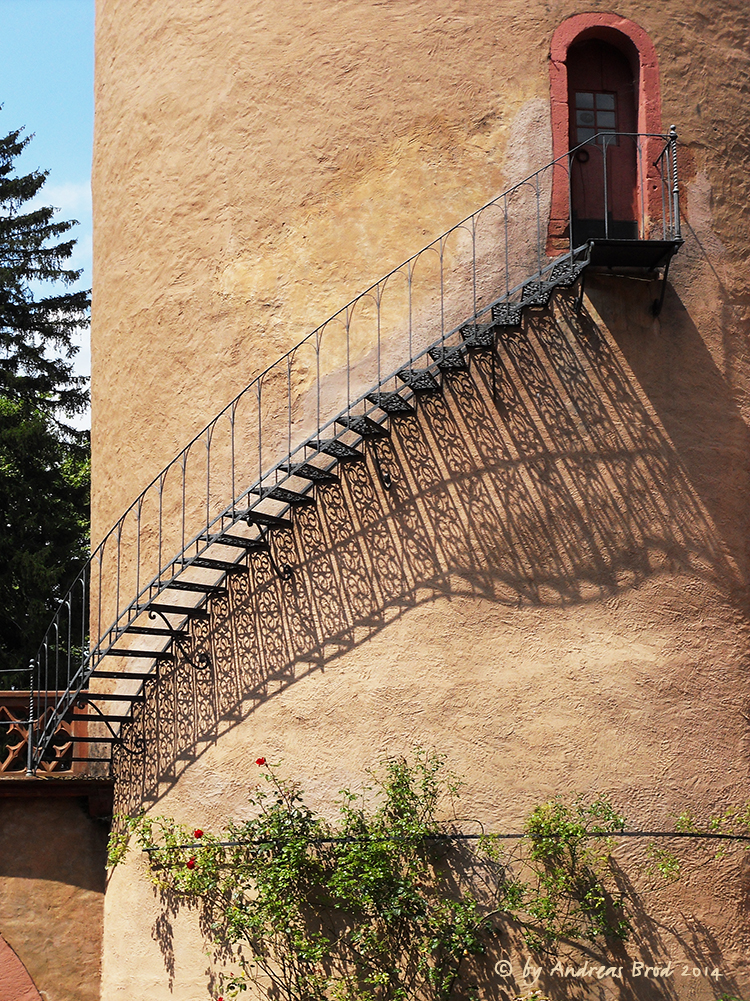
[[316, 331, 322, 435], [407, 261, 414, 364], [376, 284, 382, 387], [96, 545, 104, 660], [535, 173, 542, 275], [65, 599, 72, 703], [603, 136, 610, 239], [287, 353, 293, 463], [257, 379, 263, 492], [636, 136, 645, 239], [346, 310, 351, 411], [472, 214, 478, 319], [670, 125, 681, 240], [115, 523, 123, 633], [567, 153, 575, 252], [205, 426, 213, 531], [230, 402, 237, 516], [504, 194, 510, 297], [135, 498, 142, 603], [158, 475, 165, 577], [80, 574, 87, 676], [181, 451, 188, 558], [439, 238, 446, 341], [26, 660, 34, 775]]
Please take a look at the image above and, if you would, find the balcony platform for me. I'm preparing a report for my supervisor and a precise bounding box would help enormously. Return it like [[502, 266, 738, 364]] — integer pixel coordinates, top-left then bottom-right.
[[587, 238, 683, 271]]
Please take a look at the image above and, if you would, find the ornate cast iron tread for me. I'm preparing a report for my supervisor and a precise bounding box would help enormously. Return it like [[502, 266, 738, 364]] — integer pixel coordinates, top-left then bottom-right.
[[397, 368, 440, 393], [460, 322, 496, 348], [178, 555, 248, 573], [365, 392, 416, 416], [280, 462, 338, 483], [429, 344, 468, 370], [65, 735, 124, 743], [233, 509, 294, 529], [547, 259, 588, 286], [205, 533, 270, 550], [89, 670, 156, 680], [520, 281, 555, 308], [159, 580, 228, 595], [139, 603, 209, 619], [335, 415, 389, 438], [78, 692, 146, 702], [491, 303, 523, 327], [73, 713, 132, 724], [250, 485, 315, 506], [310, 439, 365, 462], [119, 625, 188, 638], [103, 647, 173, 659]]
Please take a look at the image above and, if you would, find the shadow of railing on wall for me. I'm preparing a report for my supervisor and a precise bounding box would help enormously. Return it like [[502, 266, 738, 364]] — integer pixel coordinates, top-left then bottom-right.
[[110, 285, 736, 817]]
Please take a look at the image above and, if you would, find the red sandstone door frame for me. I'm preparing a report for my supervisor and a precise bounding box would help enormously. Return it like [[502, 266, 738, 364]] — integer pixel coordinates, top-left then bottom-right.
[[547, 13, 663, 253]]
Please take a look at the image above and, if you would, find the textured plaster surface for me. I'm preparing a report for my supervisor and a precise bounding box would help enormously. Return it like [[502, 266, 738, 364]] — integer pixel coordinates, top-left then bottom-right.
[[92, 0, 750, 997], [0, 935, 42, 1001], [0, 797, 108, 1001]]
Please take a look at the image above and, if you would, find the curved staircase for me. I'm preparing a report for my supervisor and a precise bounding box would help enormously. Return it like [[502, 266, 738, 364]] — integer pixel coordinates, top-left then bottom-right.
[[27, 130, 682, 775]]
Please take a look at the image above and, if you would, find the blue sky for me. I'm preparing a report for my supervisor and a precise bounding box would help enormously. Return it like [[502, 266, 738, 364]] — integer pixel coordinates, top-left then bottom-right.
[[0, 0, 94, 413]]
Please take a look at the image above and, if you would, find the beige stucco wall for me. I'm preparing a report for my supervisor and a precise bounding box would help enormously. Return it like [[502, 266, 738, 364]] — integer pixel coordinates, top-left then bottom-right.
[[0, 790, 110, 1001], [91, 0, 750, 997], [92, 0, 749, 543]]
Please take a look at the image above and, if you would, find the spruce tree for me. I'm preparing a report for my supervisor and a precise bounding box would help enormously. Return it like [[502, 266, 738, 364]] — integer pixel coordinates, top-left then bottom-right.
[[0, 124, 90, 687]]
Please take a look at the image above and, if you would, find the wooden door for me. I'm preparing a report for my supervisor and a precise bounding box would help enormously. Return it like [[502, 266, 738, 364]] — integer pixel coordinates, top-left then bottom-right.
[[567, 38, 638, 242]]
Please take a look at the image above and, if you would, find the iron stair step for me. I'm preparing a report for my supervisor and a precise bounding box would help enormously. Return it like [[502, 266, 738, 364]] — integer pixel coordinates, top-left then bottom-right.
[[547, 258, 588, 287], [103, 647, 173, 659], [429, 344, 468, 371], [160, 580, 228, 595], [141, 603, 209, 619], [79, 692, 146, 702], [460, 322, 496, 348], [491, 302, 523, 327], [234, 508, 294, 528], [73, 714, 131, 724], [64, 735, 123, 743], [520, 280, 555, 308], [365, 392, 416, 416], [89, 670, 155, 680], [310, 440, 365, 462], [205, 533, 270, 550], [396, 368, 441, 394], [178, 556, 248, 574], [251, 484, 314, 506], [279, 462, 339, 483], [335, 415, 389, 439], [119, 626, 188, 639]]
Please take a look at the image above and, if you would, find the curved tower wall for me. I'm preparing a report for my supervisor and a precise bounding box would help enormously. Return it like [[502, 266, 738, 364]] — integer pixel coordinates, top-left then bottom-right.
[[92, 1, 750, 997]]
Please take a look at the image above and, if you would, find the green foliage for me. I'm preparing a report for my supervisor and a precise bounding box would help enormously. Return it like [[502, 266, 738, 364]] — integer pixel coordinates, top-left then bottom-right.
[[0, 125, 89, 415], [645, 844, 681, 882], [483, 794, 629, 950], [112, 754, 643, 1001], [0, 121, 90, 683]]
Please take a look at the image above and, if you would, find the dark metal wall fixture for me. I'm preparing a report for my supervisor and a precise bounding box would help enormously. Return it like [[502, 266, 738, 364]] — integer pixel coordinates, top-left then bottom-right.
[[24, 131, 683, 775]]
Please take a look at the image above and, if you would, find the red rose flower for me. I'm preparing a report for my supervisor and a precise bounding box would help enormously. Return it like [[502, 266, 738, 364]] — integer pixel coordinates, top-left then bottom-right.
[[255, 757, 266, 766], [186, 857, 196, 869], [193, 829, 203, 838]]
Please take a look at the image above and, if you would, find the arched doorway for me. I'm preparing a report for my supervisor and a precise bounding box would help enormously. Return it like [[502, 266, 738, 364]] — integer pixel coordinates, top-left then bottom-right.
[[547, 13, 664, 253], [567, 37, 638, 242]]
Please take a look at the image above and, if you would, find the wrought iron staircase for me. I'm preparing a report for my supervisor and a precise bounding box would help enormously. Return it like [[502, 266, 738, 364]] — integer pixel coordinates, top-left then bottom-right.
[[24, 130, 682, 775]]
